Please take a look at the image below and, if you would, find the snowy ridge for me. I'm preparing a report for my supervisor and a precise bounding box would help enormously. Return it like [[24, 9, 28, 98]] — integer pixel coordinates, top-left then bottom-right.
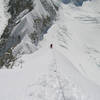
[[40, 0, 100, 86], [0, 46, 100, 100], [0, 0, 100, 99]]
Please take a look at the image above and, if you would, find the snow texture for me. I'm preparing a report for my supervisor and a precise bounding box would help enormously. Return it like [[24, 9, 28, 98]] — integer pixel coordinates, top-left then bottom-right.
[[0, 0, 100, 100]]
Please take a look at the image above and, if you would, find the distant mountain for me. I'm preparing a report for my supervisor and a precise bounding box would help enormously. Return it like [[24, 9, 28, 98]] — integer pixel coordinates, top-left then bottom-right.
[[62, 0, 88, 6]]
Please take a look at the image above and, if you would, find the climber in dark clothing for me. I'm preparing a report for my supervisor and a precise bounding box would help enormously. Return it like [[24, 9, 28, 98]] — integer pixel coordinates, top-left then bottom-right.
[[18, 35, 21, 41], [50, 44, 53, 48]]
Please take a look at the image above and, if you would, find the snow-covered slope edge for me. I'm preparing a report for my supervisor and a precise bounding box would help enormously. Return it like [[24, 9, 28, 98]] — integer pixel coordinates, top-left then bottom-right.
[[0, 0, 59, 68], [42, 0, 100, 86]]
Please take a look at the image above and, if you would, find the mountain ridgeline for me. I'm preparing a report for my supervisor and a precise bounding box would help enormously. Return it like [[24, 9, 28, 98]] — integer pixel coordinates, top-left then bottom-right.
[[62, 0, 88, 6], [0, 0, 89, 68]]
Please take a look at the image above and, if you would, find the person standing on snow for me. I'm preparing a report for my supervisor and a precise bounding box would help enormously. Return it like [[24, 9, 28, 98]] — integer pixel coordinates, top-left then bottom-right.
[[50, 44, 53, 48]]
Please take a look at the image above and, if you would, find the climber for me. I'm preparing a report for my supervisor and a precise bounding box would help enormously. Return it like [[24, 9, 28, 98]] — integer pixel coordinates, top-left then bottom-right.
[[18, 35, 21, 41], [50, 44, 53, 48]]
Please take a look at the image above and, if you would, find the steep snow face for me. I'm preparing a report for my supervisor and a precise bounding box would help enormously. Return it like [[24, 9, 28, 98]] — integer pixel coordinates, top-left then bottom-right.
[[11, 0, 57, 54], [8, 0, 57, 39], [0, 0, 59, 68], [0, 0, 10, 36], [3, 0, 57, 49], [42, 0, 100, 85]]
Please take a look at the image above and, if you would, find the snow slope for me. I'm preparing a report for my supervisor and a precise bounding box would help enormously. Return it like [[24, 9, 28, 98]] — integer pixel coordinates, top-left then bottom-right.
[[0, 0, 100, 100], [41, 0, 100, 86], [0, 45, 100, 100]]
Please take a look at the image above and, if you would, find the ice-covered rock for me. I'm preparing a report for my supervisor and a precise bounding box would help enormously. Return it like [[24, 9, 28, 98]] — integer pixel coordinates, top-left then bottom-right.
[[0, 0, 58, 68]]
